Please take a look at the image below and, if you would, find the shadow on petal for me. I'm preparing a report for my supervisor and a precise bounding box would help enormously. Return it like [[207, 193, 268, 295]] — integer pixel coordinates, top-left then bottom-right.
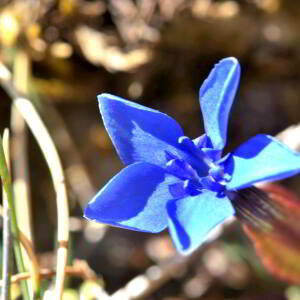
[[225, 134, 300, 190], [98, 94, 185, 166], [85, 162, 179, 233], [167, 191, 234, 254]]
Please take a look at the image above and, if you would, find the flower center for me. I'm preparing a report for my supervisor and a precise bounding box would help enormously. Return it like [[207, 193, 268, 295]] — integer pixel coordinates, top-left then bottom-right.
[[165, 137, 228, 198]]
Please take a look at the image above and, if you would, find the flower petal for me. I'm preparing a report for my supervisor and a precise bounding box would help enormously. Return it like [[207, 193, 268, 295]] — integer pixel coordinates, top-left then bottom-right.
[[200, 57, 240, 150], [166, 191, 234, 254], [98, 93, 184, 166], [84, 162, 179, 233], [225, 134, 300, 190]]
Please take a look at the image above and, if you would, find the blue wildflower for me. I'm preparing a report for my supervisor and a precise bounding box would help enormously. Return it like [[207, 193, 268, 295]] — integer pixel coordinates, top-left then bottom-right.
[[84, 57, 300, 254]]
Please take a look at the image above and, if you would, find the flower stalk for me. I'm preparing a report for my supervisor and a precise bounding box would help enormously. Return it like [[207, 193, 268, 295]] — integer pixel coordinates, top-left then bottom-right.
[[2, 201, 12, 300]]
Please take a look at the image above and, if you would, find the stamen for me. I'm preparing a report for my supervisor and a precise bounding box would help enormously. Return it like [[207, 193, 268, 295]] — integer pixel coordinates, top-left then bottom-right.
[[201, 176, 226, 193], [209, 165, 224, 182], [183, 179, 202, 196], [178, 136, 217, 169], [202, 148, 222, 161], [165, 150, 178, 161], [166, 158, 199, 180], [178, 136, 200, 155], [169, 180, 202, 198], [193, 134, 213, 149]]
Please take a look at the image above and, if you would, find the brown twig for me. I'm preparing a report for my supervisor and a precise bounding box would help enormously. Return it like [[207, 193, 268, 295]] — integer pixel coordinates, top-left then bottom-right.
[[110, 218, 234, 300], [18, 232, 40, 292], [0, 199, 40, 294], [0, 261, 98, 286]]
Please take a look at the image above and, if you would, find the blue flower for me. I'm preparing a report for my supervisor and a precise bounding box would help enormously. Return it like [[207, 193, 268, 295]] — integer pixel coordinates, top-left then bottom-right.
[[84, 57, 300, 254]]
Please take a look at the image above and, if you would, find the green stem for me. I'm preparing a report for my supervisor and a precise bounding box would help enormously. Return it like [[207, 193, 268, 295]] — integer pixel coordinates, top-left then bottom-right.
[[0, 135, 30, 300], [2, 197, 12, 300]]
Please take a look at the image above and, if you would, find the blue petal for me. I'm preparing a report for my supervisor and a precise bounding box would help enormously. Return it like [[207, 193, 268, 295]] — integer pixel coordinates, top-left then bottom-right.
[[166, 191, 234, 254], [225, 134, 300, 190], [98, 93, 184, 166], [200, 57, 240, 150], [84, 162, 179, 233]]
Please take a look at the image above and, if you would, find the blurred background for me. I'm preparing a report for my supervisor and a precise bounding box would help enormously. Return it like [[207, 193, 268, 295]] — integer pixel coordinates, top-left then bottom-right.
[[1, 0, 300, 299]]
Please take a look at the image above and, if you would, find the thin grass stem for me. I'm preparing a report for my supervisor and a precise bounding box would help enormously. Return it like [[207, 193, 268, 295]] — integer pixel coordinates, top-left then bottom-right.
[[0, 130, 30, 300], [12, 50, 34, 293], [0, 62, 69, 300], [1, 130, 12, 300]]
